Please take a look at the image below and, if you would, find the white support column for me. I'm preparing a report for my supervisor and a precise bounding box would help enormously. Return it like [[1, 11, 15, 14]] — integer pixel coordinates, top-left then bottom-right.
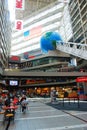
[[71, 57, 77, 66]]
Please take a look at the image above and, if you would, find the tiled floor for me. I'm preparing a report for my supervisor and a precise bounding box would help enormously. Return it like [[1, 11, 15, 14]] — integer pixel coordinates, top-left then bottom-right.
[[0, 98, 87, 130]]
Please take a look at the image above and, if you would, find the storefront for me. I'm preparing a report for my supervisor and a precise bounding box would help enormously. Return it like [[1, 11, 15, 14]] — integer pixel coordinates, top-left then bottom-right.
[[76, 76, 87, 100]]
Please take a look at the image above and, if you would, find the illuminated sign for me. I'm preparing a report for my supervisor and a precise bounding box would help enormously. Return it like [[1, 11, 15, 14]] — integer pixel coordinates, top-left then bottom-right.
[[26, 80, 45, 84], [15, 0, 25, 10], [76, 77, 87, 82], [9, 56, 20, 63], [15, 20, 23, 30]]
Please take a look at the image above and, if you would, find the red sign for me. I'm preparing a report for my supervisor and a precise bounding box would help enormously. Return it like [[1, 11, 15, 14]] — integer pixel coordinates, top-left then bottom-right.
[[76, 77, 87, 82], [15, 0, 24, 10], [9, 56, 20, 62], [28, 56, 35, 59], [15, 20, 23, 30]]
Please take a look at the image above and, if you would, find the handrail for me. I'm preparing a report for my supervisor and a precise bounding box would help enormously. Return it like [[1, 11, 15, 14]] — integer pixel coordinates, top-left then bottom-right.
[[57, 41, 87, 60]]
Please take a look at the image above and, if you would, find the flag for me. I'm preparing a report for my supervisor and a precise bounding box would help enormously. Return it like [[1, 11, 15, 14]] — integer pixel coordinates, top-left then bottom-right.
[[15, 20, 23, 30], [24, 26, 42, 40], [15, 0, 25, 10]]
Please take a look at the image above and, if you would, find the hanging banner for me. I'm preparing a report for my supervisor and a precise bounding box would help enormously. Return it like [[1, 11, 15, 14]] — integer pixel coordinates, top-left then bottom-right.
[[15, 0, 25, 10], [15, 20, 23, 30], [76, 76, 87, 82]]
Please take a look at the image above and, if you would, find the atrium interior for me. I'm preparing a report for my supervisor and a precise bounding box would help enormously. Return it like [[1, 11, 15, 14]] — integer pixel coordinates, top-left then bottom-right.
[[0, 1, 87, 130], [0, 0, 87, 95]]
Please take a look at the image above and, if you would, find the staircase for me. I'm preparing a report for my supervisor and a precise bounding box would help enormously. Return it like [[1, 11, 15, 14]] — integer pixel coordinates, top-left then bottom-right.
[[57, 42, 87, 60]]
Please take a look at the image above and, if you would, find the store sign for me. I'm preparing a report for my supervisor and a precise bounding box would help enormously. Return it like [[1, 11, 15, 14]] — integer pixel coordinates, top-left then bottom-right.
[[9, 56, 20, 63], [76, 77, 87, 82], [28, 56, 35, 59], [15, 0, 25, 10], [26, 80, 45, 84]]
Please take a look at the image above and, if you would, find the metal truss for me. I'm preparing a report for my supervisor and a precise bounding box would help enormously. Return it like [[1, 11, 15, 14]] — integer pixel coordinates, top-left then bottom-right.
[[57, 41, 87, 60]]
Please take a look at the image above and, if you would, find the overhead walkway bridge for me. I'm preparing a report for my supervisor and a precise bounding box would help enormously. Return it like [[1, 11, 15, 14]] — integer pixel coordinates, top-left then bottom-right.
[[57, 42, 87, 60]]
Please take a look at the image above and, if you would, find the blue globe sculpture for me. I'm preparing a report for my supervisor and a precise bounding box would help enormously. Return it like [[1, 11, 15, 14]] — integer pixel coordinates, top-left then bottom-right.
[[40, 31, 63, 53]]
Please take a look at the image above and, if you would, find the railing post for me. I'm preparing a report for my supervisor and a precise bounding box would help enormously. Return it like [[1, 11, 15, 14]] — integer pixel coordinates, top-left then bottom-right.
[[78, 96, 80, 108]]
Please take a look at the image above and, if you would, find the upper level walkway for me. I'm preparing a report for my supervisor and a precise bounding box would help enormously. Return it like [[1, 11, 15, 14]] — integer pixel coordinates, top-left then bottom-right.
[[3, 71, 87, 78]]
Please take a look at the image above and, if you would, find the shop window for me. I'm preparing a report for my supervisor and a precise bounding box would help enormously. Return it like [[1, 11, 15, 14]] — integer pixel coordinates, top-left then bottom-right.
[[85, 31, 87, 37], [82, 14, 87, 23], [83, 22, 87, 31], [72, 9, 79, 21], [78, 0, 82, 3], [72, 15, 80, 26], [80, 0, 87, 10], [81, 5, 87, 16]]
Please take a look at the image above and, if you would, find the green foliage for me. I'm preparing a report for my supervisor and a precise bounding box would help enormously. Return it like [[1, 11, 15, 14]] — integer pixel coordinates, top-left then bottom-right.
[[52, 40, 56, 49]]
